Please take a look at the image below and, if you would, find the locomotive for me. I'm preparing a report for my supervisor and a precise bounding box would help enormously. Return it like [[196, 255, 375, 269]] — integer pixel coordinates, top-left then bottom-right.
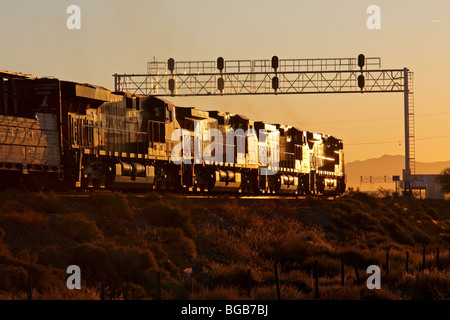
[[0, 71, 345, 195]]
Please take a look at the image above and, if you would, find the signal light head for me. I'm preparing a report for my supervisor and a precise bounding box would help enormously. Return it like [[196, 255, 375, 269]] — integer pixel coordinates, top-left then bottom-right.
[[168, 58, 175, 72], [357, 75, 365, 91], [358, 54, 365, 69], [272, 56, 279, 70], [217, 57, 224, 71]]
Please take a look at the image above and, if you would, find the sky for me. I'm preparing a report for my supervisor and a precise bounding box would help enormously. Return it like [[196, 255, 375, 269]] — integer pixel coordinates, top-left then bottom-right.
[[1, 0, 449, 165]]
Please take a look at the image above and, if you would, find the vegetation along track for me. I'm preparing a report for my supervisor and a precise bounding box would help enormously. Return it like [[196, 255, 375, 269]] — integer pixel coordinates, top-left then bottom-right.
[[1, 189, 450, 300]]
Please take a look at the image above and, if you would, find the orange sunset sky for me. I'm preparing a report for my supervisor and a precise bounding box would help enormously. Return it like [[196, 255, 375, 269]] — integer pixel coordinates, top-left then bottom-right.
[[1, 0, 449, 163]]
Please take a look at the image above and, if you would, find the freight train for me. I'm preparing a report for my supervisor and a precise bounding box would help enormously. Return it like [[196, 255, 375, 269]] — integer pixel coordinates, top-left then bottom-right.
[[0, 71, 345, 195]]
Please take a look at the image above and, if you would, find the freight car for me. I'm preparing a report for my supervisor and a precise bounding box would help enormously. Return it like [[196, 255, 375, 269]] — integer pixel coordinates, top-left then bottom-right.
[[0, 71, 345, 195]]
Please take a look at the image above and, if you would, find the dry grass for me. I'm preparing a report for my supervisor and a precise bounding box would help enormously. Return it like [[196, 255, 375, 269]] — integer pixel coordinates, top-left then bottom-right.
[[0, 210, 50, 226], [86, 193, 134, 220], [0, 190, 450, 300]]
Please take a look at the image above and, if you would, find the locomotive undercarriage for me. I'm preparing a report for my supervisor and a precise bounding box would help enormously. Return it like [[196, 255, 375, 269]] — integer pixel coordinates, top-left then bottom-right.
[[2, 153, 344, 196], [153, 162, 343, 196]]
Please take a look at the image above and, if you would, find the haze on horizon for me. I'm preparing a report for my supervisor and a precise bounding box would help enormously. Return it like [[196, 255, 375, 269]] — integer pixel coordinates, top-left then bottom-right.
[[1, 0, 449, 163]]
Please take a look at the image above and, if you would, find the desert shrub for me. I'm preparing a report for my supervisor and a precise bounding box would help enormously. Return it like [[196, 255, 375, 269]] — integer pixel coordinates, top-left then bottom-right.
[[303, 196, 324, 208], [359, 287, 399, 300], [144, 202, 188, 227], [377, 187, 392, 199], [347, 191, 379, 209], [0, 290, 26, 300], [29, 193, 68, 214], [15, 249, 39, 264], [251, 284, 306, 300], [276, 269, 312, 293], [277, 207, 300, 218], [341, 210, 381, 232], [144, 192, 161, 202], [144, 201, 196, 239], [420, 205, 441, 220], [107, 246, 158, 280], [0, 258, 65, 294], [87, 193, 133, 220], [315, 284, 361, 300], [33, 286, 100, 300], [334, 200, 355, 213], [65, 242, 158, 296], [0, 265, 28, 292], [301, 255, 342, 277], [333, 248, 380, 269], [261, 237, 310, 263], [382, 219, 414, 245], [397, 271, 450, 299], [155, 227, 196, 257], [118, 282, 147, 300], [197, 223, 258, 264], [210, 264, 253, 290], [0, 199, 25, 214], [411, 230, 431, 245], [38, 245, 66, 268], [66, 243, 109, 279], [190, 285, 246, 300], [261, 227, 332, 263], [54, 213, 103, 243], [0, 210, 49, 226]]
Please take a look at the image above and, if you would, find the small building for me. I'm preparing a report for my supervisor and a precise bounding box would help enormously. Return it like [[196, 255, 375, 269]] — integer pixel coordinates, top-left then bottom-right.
[[405, 174, 445, 199]]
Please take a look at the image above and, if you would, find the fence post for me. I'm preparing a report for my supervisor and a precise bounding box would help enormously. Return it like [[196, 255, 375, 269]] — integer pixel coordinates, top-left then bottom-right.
[[100, 274, 106, 300], [353, 262, 360, 285], [209, 273, 213, 291], [436, 247, 440, 270], [423, 246, 426, 271], [247, 268, 252, 299], [406, 251, 409, 273], [274, 262, 281, 301], [341, 258, 345, 287], [157, 271, 162, 300], [27, 275, 32, 301], [385, 251, 389, 276], [313, 260, 319, 299]]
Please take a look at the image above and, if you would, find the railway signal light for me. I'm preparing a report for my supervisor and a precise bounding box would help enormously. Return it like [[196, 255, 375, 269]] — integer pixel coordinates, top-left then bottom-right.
[[272, 56, 279, 70], [217, 57, 224, 72], [358, 75, 365, 91], [218, 77, 224, 93], [358, 54, 365, 69], [169, 78, 175, 94], [272, 76, 279, 91], [168, 58, 175, 73]]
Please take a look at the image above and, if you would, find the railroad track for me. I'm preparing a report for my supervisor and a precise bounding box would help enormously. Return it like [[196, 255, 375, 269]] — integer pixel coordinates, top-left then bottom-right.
[[0, 189, 338, 200]]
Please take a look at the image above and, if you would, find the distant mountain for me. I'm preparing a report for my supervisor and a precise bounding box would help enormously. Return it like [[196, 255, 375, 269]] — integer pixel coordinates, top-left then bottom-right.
[[344, 155, 450, 191]]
